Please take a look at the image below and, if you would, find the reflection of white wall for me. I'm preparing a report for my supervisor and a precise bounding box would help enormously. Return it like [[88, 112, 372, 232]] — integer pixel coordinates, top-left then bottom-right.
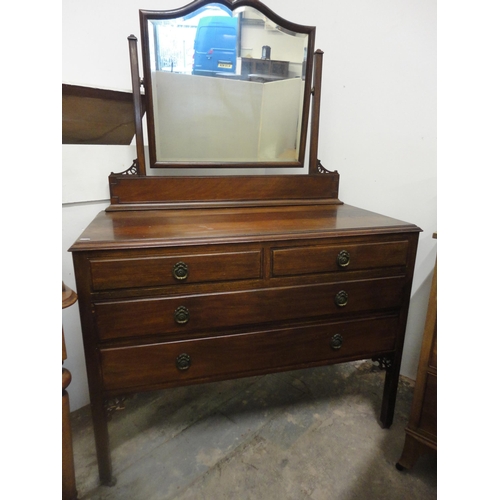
[[259, 79, 301, 160], [153, 72, 300, 161], [154, 72, 261, 161]]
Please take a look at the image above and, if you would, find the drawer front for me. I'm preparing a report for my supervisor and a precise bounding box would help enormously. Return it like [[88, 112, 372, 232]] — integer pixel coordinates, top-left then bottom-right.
[[90, 250, 262, 291], [272, 240, 408, 277], [100, 316, 399, 391], [94, 277, 406, 341]]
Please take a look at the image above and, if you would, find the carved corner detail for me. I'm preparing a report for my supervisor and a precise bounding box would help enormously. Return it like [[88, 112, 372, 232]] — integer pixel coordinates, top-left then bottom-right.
[[105, 396, 127, 420], [110, 159, 139, 176], [317, 160, 337, 175], [372, 356, 393, 372]]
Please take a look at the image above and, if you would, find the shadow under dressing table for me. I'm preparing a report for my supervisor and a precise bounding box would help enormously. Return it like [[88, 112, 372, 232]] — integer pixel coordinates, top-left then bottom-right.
[[69, 0, 421, 485]]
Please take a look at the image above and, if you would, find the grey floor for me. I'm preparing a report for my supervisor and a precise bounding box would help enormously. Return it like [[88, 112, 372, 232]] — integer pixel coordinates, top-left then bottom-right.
[[70, 360, 437, 500]]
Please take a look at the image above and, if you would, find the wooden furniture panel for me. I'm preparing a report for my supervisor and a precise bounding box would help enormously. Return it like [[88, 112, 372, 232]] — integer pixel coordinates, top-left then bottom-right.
[[68, 3, 421, 488], [100, 315, 399, 392], [94, 277, 406, 341], [272, 240, 409, 277], [90, 249, 262, 291], [418, 373, 437, 437], [397, 234, 436, 470], [107, 174, 340, 209], [429, 326, 437, 369], [62, 84, 145, 145], [71, 204, 413, 250], [71, 202, 420, 486]]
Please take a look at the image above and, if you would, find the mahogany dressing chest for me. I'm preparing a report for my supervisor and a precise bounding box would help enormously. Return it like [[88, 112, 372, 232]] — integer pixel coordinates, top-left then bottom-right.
[[69, 0, 421, 485]]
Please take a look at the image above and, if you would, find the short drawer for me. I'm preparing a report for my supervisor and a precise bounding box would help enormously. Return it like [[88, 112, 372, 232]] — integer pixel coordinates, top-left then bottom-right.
[[272, 240, 408, 277], [94, 277, 406, 341], [100, 315, 399, 391], [90, 250, 262, 291]]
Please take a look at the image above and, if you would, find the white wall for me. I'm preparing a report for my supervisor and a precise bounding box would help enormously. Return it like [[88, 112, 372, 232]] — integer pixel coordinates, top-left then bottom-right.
[[62, 0, 436, 411]]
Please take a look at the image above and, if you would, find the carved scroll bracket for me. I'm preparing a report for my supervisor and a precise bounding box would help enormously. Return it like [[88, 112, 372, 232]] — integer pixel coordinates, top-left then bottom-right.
[[372, 356, 394, 372], [317, 160, 337, 175], [105, 396, 127, 421], [110, 159, 139, 176]]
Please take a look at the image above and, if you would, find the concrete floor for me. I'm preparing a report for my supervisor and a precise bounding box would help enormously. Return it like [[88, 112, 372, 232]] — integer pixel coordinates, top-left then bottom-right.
[[70, 360, 437, 499]]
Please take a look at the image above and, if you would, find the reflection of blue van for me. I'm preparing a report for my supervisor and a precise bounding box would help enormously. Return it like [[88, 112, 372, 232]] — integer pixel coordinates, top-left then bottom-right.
[[192, 16, 237, 76]]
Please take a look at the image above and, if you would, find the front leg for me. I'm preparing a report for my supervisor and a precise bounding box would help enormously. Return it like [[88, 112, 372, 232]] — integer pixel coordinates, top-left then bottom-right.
[[89, 392, 116, 486], [374, 355, 399, 428]]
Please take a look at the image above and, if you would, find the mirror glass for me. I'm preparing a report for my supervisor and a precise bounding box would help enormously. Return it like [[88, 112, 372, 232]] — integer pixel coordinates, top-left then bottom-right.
[[140, 1, 314, 168]]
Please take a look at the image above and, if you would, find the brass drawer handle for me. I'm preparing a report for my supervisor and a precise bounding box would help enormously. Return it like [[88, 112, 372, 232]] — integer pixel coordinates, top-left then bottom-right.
[[176, 353, 191, 371], [174, 306, 190, 324], [335, 290, 348, 307], [173, 261, 189, 281], [337, 250, 350, 268], [330, 334, 343, 350]]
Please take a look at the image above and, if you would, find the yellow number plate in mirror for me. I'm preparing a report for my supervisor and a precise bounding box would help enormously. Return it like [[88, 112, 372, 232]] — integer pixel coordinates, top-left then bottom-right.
[[218, 62, 232, 68]]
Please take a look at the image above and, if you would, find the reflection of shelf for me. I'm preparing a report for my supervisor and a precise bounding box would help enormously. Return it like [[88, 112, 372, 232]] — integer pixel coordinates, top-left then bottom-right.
[[248, 74, 286, 82], [62, 84, 145, 145], [241, 58, 289, 79]]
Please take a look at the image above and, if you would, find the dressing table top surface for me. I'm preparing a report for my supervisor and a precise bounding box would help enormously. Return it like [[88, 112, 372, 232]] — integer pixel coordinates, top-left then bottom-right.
[[70, 204, 420, 252]]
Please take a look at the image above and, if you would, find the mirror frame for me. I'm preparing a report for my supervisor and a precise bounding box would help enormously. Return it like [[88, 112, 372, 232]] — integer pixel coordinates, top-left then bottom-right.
[[139, 0, 316, 169]]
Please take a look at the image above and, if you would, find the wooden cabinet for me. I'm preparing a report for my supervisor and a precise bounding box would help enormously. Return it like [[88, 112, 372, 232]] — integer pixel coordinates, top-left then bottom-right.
[[397, 234, 437, 470], [68, 1, 422, 486], [71, 202, 420, 484]]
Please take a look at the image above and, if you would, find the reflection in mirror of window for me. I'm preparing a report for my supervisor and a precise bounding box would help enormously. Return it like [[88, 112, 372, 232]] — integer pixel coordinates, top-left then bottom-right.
[[149, 5, 307, 80]]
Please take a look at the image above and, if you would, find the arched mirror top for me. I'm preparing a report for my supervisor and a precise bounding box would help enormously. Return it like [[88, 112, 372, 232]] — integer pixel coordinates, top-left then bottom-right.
[[138, 0, 316, 169]]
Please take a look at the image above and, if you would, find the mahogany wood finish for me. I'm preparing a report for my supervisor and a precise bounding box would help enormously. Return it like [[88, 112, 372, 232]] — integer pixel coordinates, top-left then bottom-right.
[[68, 0, 421, 486], [71, 203, 420, 485], [108, 173, 340, 209], [397, 234, 437, 470], [62, 84, 145, 145], [309, 50, 324, 173], [127, 36, 146, 176]]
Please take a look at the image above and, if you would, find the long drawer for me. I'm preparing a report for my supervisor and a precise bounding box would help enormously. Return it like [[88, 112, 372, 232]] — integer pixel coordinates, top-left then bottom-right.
[[100, 315, 399, 391], [90, 250, 262, 291], [272, 240, 409, 277], [94, 277, 406, 341]]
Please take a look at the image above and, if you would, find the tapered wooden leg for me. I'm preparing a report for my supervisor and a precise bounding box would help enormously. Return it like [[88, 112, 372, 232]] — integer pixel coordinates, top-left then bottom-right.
[[89, 395, 116, 486], [378, 357, 400, 429]]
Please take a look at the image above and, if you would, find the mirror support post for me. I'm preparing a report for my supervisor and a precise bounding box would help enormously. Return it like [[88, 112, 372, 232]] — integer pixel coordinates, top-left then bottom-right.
[[128, 35, 147, 176], [309, 49, 324, 174]]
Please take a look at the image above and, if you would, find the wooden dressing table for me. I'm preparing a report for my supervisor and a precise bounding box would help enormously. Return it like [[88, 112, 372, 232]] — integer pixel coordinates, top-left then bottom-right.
[[69, 0, 420, 485]]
